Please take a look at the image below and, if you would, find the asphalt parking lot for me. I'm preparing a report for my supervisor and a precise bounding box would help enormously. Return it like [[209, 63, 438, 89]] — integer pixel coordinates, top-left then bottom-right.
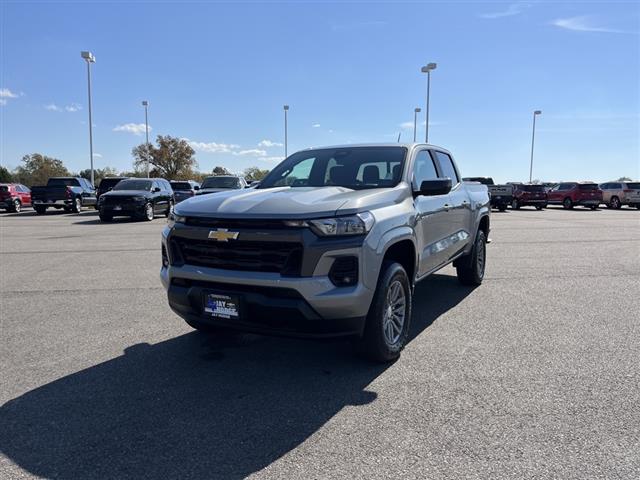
[[1, 207, 639, 479]]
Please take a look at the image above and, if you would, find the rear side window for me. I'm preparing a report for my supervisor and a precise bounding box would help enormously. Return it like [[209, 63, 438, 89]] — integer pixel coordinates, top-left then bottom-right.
[[522, 185, 545, 192], [413, 150, 438, 188], [48, 178, 80, 187], [558, 183, 573, 190], [578, 184, 598, 191], [625, 183, 640, 189], [170, 182, 192, 190], [433, 151, 459, 184]]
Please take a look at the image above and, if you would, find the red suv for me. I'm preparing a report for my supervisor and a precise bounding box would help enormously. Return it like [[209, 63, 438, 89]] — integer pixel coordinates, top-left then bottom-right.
[[511, 184, 548, 210], [0, 183, 32, 212], [547, 182, 602, 210]]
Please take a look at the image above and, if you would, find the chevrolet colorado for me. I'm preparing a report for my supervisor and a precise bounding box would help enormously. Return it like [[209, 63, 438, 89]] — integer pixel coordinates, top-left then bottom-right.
[[161, 144, 490, 361]]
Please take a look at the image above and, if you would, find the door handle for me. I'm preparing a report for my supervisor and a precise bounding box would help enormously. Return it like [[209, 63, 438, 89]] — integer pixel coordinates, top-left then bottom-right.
[[443, 204, 452, 210]]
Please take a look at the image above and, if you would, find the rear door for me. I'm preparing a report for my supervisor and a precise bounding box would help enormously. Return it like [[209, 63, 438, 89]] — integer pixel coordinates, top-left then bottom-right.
[[432, 150, 472, 258]]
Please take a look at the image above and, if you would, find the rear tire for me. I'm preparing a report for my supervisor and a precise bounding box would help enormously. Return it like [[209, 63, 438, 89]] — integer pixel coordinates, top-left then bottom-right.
[[563, 198, 573, 209], [11, 199, 21, 213], [511, 199, 520, 210], [456, 229, 487, 286], [143, 202, 154, 221], [610, 196, 621, 209], [498, 205, 506, 212], [34, 206, 47, 215], [589, 205, 598, 210], [355, 261, 412, 363], [73, 197, 82, 213], [535, 206, 543, 210]]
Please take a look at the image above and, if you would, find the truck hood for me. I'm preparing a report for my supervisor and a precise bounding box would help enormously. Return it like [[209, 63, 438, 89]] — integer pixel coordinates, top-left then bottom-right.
[[174, 186, 408, 219]]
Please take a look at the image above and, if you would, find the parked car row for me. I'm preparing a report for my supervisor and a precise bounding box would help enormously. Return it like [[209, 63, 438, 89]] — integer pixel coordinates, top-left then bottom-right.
[[462, 178, 640, 211], [0, 174, 253, 220]]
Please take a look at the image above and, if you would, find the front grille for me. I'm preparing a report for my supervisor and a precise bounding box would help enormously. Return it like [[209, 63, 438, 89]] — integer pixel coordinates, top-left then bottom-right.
[[185, 217, 297, 230], [171, 237, 303, 275], [102, 196, 136, 205]]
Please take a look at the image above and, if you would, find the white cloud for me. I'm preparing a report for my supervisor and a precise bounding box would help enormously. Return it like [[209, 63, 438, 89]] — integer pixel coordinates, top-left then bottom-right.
[[551, 16, 636, 34], [258, 139, 283, 148], [113, 123, 151, 135], [262, 156, 285, 163], [312, 123, 321, 128], [400, 120, 442, 130], [65, 103, 82, 112], [0, 88, 18, 99], [187, 140, 239, 153], [479, 3, 531, 19], [234, 149, 267, 157], [93, 153, 103, 158], [45, 103, 62, 111]]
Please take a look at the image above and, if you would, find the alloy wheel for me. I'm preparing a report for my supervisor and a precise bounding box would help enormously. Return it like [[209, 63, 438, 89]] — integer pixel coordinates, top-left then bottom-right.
[[382, 280, 406, 346]]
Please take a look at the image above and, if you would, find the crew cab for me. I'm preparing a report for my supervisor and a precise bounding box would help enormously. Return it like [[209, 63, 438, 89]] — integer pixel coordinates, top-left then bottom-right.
[[0, 183, 31, 213], [98, 178, 173, 222], [95, 177, 129, 209], [511, 184, 548, 210], [463, 177, 512, 211], [170, 180, 200, 203], [197, 175, 247, 195], [599, 181, 640, 209], [547, 182, 602, 210], [161, 144, 490, 362], [31, 177, 96, 214]]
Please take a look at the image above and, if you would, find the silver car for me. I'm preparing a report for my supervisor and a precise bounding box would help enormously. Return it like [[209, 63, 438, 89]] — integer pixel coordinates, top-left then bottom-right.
[[599, 181, 640, 209]]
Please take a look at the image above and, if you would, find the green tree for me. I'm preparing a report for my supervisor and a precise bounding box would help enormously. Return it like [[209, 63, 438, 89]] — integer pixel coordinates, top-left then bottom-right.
[[212, 166, 231, 175], [13, 154, 70, 187], [0, 165, 13, 182], [132, 135, 197, 180], [243, 166, 270, 182], [616, 176, 633, 182], [79, 167, 119, 186]]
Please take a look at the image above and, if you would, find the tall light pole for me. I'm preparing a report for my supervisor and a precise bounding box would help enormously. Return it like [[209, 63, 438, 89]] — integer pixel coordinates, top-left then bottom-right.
[[142, 101, 150, 177], [529, 110, 542, 183], [420, 62, 437, 143], [81, 51, 96, 185], [413, 107, 421, 142], [283, 105, 289, 158]]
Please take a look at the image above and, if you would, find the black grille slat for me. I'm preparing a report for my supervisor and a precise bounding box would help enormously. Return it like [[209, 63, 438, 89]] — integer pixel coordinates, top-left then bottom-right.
[[185, 217, 296, 230], [173, 238, 303, 275]]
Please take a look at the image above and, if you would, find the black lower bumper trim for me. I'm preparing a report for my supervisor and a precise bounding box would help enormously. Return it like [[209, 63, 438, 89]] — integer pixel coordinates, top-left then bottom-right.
[[167, 280, 365, 338]]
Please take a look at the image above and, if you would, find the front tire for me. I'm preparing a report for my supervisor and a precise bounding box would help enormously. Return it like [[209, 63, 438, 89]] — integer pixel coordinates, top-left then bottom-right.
[[73, 197, 83, 213], [355, 261, 412, 363], [511, 199, 520, 210], [535, 206, 543, 210], [11, 199, 21, 213], [456, 229, 487, 286], [34, 206, 47, 215], [99, 211, 113, 222], [498, 205, 507, 212], [609, 196, 621, 209], [563, 198, 573, 209]]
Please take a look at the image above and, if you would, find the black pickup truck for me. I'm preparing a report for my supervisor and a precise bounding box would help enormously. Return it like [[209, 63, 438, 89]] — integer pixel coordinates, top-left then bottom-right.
[[31, 177, 97, 214], [463, 177, 513, 211]]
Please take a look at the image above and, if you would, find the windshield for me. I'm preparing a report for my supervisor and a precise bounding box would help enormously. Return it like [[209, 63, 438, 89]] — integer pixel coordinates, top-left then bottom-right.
[[578, 184, 599, 191], [201, 177, 240, 189], [113, 180, 152, 191], [170, 182, 194, 190], [48, 178, 79, 187], [259, 146, 407, 190]]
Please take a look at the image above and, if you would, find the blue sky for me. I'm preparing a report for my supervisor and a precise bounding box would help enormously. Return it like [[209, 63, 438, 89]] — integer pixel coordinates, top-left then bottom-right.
[[1, 1, 638, 183]]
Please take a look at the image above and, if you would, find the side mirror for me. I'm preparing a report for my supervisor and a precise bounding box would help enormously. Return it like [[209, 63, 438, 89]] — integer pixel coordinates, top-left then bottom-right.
[[415, 179, 452, 197], [153, 187, 161, 192], [194, 185, 200, 190]]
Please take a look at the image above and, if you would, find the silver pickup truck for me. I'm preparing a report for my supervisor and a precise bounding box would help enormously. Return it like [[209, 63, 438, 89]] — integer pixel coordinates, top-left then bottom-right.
[[161, 144, 490, 361]]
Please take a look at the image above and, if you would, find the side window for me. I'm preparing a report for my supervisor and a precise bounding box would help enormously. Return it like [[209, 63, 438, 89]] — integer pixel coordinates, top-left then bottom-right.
[[614, 183, 622, 189], [600, 183, 609, 190], [152, 181, 160, 191], [559, 183, 570, 191], [433, 151, 459, 184], [413, 150, 438, 188], [162, 180, 171, 191]]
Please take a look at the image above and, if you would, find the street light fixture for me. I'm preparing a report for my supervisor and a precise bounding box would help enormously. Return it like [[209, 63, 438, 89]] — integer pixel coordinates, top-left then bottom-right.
[[81, 51, 96, 186], [420, 62, 437, 143], [413, 107, 421, 142], [529, 110, 542, 183], [142, 101, 150, 177], [283, 105, 289, 158]]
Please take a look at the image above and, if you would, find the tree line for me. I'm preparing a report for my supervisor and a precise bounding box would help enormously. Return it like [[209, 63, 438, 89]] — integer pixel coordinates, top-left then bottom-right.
[[0, 135, 271, 186]]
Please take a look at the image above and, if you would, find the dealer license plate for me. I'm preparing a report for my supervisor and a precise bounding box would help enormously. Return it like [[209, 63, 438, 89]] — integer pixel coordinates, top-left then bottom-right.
[[204, 293, 240, 319]]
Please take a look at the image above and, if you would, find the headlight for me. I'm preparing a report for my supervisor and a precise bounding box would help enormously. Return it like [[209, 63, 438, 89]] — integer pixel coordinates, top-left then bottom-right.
[[167, 212, 186, 228], [308, 212, 374, 237]]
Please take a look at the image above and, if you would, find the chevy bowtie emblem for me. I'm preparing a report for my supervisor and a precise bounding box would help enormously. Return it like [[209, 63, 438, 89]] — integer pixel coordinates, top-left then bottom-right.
[[208, 229, 240, 242]]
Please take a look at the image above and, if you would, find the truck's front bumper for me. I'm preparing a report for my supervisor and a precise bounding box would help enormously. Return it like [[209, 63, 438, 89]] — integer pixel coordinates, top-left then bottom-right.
[[161, 264, 371, 337]]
